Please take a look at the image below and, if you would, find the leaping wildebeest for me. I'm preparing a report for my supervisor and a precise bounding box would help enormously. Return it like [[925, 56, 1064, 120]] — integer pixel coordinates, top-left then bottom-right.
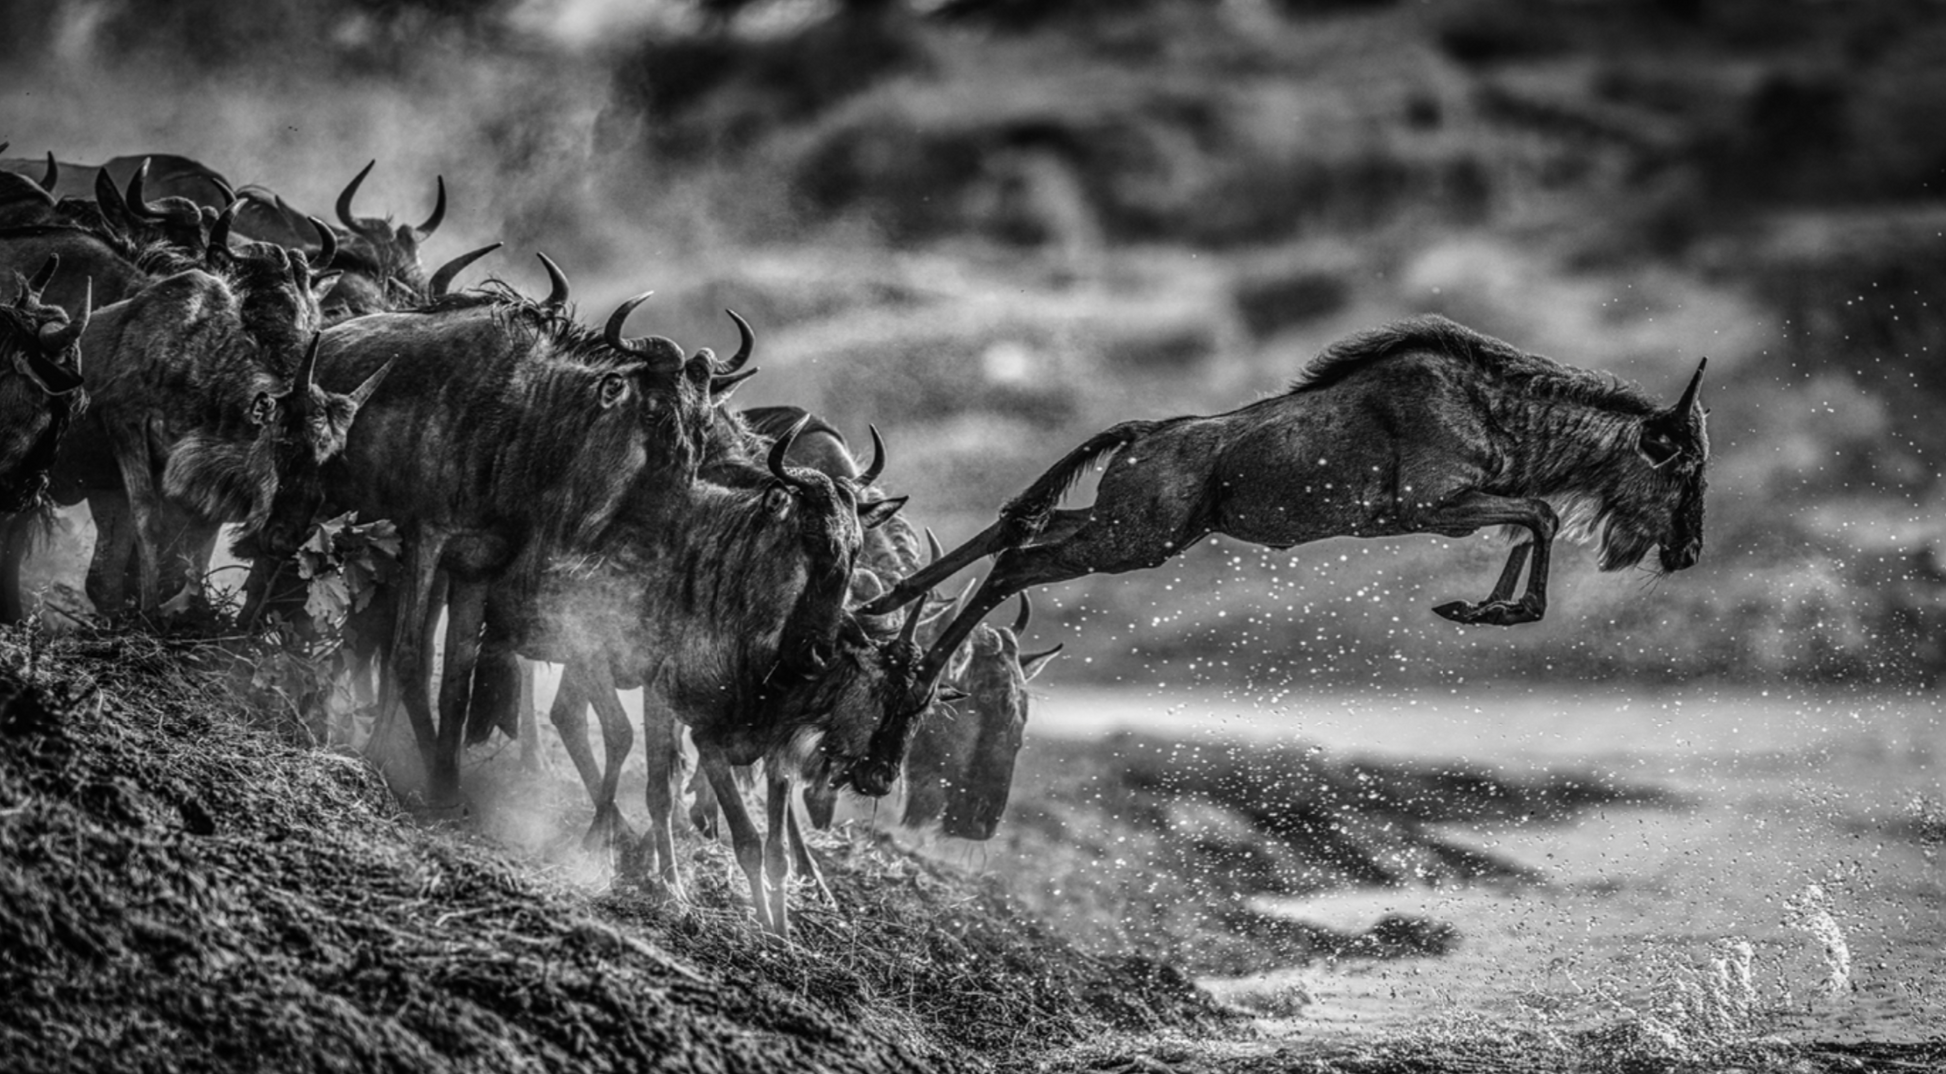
[[859, 314, 1711, 790]]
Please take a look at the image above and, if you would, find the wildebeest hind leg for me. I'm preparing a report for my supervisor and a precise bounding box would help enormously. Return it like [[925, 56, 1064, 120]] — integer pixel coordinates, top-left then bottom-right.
[[582, 661, 637, 852]]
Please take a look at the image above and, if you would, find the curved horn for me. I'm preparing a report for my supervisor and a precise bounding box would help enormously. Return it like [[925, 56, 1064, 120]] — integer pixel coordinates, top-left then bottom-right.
[[857, 423, 887, 487], [204, 174, 236, 205], [925, 527, 944, 563], [415, 176, 445, 237], [1019, 643, 1064, 667], [717, 308, 754, 374], [1011, 592, 1032, 635], [39, 152, 58, 194], [898, 597, 926, 647], [769, 414, 813, 489], [710, 367, 760, 396], [1673, 356, 1707, 415], [428, 242, 501, 298], [537, 252, 571, 309], [25, 254, 59, 300], [335, 160, 378, 233], [205, 199, 242, 263], [602, 292, 685, 372], [306, 215, 337, 270], [93, 164, 130, 222], [34, 279, 91, 378], [347, 358, 394, 409], [291, 333, 322, 414], [125, 158, 163, 220]]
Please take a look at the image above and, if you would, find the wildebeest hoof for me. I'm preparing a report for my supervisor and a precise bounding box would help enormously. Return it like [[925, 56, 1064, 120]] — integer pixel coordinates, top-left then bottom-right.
[[582, 807, 637, 853], [1432, 599, 1540, 626]]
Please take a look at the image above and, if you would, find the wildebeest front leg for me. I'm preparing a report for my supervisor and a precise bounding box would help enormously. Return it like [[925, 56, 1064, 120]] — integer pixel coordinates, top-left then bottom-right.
[[1, 513, 35, 623], [1420, 493, 1558, 626], [103, 425, 165, 614], [637, 682, 684, 899], [433, 578, 489, 799], [763, 770, 794, 936], [390, 534, 453, 803], [785, 790, 834, 908], [699, 748, 776, 933]]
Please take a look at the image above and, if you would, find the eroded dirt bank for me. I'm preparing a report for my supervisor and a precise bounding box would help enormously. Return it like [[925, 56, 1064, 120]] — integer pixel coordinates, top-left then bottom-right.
[[3, 629, 1939, 1074], [0, 631, 1217, 1073]]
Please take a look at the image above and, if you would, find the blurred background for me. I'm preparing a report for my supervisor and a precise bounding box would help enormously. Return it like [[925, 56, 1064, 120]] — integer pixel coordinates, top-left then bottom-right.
[[6, 0, 1946, 689]]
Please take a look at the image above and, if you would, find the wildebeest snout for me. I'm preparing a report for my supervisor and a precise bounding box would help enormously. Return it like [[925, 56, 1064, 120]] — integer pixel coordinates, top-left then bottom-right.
[[1661, 539, 1701, 572], [841, 759, 900, 798]]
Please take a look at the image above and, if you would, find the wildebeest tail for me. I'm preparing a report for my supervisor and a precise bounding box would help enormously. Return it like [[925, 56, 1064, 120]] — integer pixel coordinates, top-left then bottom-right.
[[997, 420, 1160, 538]]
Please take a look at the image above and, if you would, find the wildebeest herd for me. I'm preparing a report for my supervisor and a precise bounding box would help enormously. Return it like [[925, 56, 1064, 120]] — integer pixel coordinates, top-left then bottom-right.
[[0, 147, 1709, 935]]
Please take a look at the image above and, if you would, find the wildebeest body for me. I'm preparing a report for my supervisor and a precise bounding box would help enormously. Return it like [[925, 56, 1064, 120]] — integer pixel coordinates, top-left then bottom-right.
[[862, 315, 1711, 790], [313, 291, 709, 804]]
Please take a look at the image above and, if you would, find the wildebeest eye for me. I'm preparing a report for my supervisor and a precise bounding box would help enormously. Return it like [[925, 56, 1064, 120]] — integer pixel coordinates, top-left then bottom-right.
[[597, 373, 629, 409], [1639, 430, 1681, 469]]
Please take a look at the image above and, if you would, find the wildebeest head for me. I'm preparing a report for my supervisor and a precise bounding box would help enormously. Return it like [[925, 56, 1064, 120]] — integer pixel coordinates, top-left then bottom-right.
[[1598, 358, 1709, 575], [821, 592, 969, 798], [760, 418, 909, 670], [332, 160, 444, 302], [0, 257, 88, 513], [107, 158, 226, 257], [205, 201, 334, 357], [901, 593, 1060, 841], [228, 333, 392, 558]]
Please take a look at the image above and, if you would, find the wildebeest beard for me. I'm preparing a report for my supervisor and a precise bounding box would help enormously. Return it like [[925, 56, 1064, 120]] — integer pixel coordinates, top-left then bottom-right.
[[160, 429, 282, 537]]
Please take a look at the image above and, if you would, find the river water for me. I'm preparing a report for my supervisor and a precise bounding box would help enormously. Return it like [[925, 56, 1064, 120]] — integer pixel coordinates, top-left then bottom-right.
[[1026, 683, 1944, 1043]]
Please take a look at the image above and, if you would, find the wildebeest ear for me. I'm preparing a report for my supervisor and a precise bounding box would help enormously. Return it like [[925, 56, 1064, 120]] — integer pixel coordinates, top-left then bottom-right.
[[597, 372, 630, 409], [937, 685, 970, 703], [1638, 424, 1681, 469], [1019, 644, 1063, 682], [857, 495, 907, 530], [248, 391, 279, 427]]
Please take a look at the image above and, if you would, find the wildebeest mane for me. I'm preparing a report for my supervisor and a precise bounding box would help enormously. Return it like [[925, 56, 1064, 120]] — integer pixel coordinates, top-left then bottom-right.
[[1290, 314, 1660, 417], [0, 224, 196, 279], [411, 281, 620, 364]]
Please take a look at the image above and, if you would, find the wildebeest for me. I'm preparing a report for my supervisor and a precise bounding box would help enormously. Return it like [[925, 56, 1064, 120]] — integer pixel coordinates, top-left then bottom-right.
[[0, 259, 89, 597], [33, 202, 381, 616], [490, 416, 915, 932], [309, 264, 731, 805], [899, 590, 1060, 840], [860, 314, 1711, 788], [317, 159, 446, 319], [2, 153, 440, 321], [695, 409, 1050, 842]]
